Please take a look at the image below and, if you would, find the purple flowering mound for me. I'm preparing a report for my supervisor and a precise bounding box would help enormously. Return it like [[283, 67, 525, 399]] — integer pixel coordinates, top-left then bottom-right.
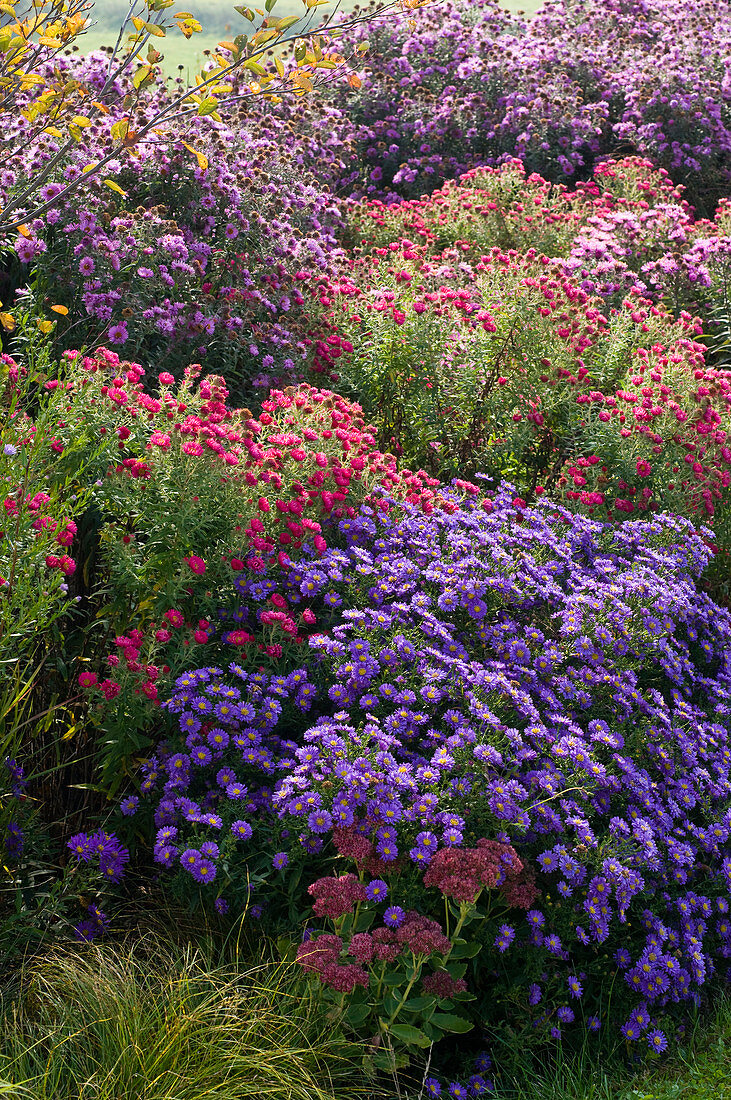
[[323, 0, 731, 213], [3, 51, 349, 401], [134, 481, 731, 1059]]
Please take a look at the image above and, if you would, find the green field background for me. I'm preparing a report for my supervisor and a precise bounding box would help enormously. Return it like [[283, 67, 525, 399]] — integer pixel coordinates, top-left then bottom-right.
[[75, 0, 543, 76]]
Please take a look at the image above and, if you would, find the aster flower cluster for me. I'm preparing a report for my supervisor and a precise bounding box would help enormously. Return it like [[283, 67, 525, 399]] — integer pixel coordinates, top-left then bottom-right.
[[323, 0, 731, 212], [135, 481, 731, 1056], [2, 758, 28, 863], [3, 52, 350, 399], [314, 227, 731, 551], [67, 829, 130, 883], [27, 348, 440, 781], [352, 156, 731, 317], [73, 903, 111, 943], [1, 357, 86, 616]]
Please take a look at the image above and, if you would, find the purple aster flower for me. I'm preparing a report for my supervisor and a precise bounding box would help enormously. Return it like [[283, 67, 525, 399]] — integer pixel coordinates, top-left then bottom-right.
[[365, 878, 388, 901], [567, 975, 583, 998], [647, 1029, 668, 1053], [4, 821, 23, 858], [231, 820, 253, 840], [273, 851, 289, 870], [154, 844, 177, 866], [384, 905, 406, 928], [448, 1084, 468, 1100], [416, 830, 438, 850], [226, 782, 248, 800], [307, 808, 333, 833], [74, 919, 103, 942], [494, 924, 515, 952], [409, 845, 432, 864], [68, 832, 93, 861], [120, 795, 139, 816], [621, 1019, 641, 1041], [107, 321, 128, 345], [191, 858, 217, 884], [180, 848, 201, 870], [100, 847, 129, 883]]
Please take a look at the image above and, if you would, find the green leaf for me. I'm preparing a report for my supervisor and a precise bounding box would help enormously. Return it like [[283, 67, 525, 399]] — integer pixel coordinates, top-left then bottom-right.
[[420, 1018, 444, 1041], [388, 1022, 432, 1048], [354, 908, 375, 932], [402, 995, 436, 1013], [445, 961, 467, 980], [372, 1049, 410, 1071], [381, 971, 405, 987], [430, 1012, 473, 1034], [132, 63, 152, 89], [449, 940, 482, 960], [272, 14, 299, 30], [345, 1002, 370, 1027]]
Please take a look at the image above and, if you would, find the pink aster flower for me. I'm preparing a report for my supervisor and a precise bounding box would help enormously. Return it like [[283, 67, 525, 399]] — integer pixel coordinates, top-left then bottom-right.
[[184, 555, 206, 575]]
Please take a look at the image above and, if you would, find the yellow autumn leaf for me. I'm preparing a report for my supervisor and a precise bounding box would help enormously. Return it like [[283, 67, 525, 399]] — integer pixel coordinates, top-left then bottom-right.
[[182, 141, 208, 170], [50, 304, 68, 315], [110, 118, 130, 141], [36, 319, 54, 334], [0, 313, 16, 332], [104, 179, 128, 196]]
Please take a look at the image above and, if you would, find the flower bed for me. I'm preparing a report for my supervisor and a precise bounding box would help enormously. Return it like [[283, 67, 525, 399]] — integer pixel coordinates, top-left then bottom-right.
[[128, 482, 731, 1072]]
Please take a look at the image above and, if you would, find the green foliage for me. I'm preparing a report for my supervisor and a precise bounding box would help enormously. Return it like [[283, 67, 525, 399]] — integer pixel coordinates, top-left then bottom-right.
[[485, 995, 731, 1100]]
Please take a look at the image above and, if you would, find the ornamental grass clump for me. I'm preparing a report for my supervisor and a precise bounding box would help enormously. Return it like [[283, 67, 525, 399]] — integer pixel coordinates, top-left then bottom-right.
[[0, 937, 377, 1100], [133, 482, 731, 1073]]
